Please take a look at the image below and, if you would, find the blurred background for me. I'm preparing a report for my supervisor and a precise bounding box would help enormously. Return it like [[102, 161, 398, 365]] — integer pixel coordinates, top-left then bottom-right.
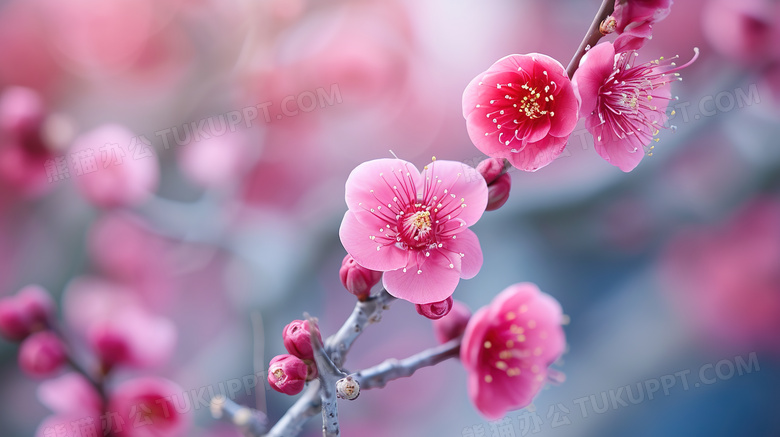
[[1, 0, 779, 435]]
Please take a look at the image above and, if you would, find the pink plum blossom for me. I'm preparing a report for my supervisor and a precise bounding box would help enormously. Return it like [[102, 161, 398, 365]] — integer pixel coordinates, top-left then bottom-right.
[[612, 0, 673, 52], [461, 283, 566, 419], [339, 158, 488, 304], [462, 54, 579, 172], [572, 42, 698, 172], [35, 373, 103, 437], [70, 124, 159, 208], [0, 87, 56, 196], [108, 377, 190, 437], [702, 0, 780, 65], [63, 277, 176, 370]]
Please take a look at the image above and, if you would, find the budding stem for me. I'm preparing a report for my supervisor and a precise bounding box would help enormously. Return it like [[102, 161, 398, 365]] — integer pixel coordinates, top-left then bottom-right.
[[566, 0, 616, 78]]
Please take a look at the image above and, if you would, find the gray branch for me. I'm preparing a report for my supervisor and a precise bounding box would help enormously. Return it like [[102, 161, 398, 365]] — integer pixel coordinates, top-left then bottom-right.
[[307, 314, 347, 437], [211, 396, 267, 437], [217, 290, 398, 437], [353, 338, 461, 390], [265, 382, 322, 437], [325, 289, 396, 368]]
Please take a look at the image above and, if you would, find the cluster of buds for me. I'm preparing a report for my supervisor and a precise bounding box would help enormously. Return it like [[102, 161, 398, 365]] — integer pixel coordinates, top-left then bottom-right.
[[267, 320, 322, 395], [0, 285, 67, 377]]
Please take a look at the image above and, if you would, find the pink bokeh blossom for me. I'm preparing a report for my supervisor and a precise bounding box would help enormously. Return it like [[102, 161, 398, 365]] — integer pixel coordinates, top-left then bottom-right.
[[0, 87, 57, 197], [573, 42, 697, 172], [661, 198, 780, 356], [35, 373, 103, 437], [70, 124, 159, 208], [63, 277, 176, 370], [612, 0, 673, 52], [462, 54, 579, 172], [108, 377, 190, 437], [460, 283, 566, 419], [339, 158, 488, 304]]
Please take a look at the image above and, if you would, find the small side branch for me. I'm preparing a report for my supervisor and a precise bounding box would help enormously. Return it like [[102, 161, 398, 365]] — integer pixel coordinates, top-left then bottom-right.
[[353, 338, 461, 390], [566, 0, 615, 78], [211, 396, 267, 437]]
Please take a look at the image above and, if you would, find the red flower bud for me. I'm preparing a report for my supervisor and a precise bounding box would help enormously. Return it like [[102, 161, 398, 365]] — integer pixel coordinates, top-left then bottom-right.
[[18, 331, 67, 377], [268, 354, 308, 395], [477, 158, 512, 211], [415, 296, 454, 320], [283, 320, 322, 361], [339, 254, 382, 300], [0, 285, 55, 341]]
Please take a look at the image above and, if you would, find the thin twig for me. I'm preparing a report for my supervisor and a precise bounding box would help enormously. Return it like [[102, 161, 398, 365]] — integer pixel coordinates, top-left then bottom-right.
[[566, 0, 615, 78], [353, 338, 461, 390]]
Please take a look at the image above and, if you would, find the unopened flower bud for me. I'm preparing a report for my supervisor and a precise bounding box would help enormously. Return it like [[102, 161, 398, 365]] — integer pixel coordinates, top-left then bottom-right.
[[339, 255, 382, 300], [18, 331, 67, 377], [336, 375, 360, 400], [600, 15, 617, 35], [17, 285, 55, 328], [0, 285, 54, 341], [477, 158, 511, 211], [268, 354, 308, 395], [283, 320, 322, 361], [415, 296, 453, 320], [433, 300, 472, 344]]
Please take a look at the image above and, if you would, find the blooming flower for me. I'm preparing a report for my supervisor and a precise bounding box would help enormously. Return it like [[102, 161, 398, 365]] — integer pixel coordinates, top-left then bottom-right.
[[339, 158, 488, 304], [612, 0, 674, 52], [462, 54, 579, 172], [35, 373, 103, 437], [572, 42, 698, 172], [461, 283, 566, 419]]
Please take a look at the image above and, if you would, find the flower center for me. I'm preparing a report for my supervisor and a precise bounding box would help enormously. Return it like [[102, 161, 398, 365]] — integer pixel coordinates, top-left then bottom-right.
[[398, 207, 435, 249], [409, 210, 432, 231], [517, 84, 546, 119]]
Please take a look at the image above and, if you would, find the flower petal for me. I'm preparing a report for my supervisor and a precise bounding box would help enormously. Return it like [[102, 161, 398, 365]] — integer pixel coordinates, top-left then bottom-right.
[[345, 158, 420, 214], [420, 160, 488, 227], [339, 211, 408, 271], [382, 249, 461, 304], [573, 42, 616, 117], [446, 228, 483, 279], [506, 135, 568, 172]]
